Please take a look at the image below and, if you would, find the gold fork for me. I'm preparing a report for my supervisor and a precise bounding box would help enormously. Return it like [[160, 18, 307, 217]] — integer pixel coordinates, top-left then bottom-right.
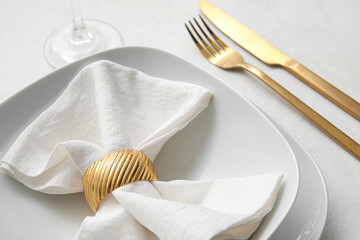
[[186, 16, 360, 160]]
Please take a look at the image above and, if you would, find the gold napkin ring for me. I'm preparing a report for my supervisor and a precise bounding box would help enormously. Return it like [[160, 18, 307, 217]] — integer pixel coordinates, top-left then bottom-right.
[[82, 149, 159, 212]]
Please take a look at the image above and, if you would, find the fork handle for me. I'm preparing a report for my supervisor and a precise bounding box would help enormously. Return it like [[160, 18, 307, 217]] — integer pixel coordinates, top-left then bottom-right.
[[283, 60, 360, 121], [240, 63, 360, 160]]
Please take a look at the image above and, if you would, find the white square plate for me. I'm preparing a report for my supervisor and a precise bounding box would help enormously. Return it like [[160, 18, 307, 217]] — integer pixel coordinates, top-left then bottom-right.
[[0, 47, 299, 239]]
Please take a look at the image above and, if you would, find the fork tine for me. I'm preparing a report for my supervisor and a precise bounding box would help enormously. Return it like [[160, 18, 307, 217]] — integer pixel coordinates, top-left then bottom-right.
[[199, 15, 228, 50], [193, 18, 222, 53], [185, 23, 213, 60], [188, 21, 218, 57]]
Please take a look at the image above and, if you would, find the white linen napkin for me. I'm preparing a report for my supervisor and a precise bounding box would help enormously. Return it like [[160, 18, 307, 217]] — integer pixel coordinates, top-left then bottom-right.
[[0, 60, 282, 240]]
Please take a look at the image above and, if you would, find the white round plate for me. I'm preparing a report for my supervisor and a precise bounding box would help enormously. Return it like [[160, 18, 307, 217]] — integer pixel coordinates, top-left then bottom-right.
[[0, 47, 299, 239]]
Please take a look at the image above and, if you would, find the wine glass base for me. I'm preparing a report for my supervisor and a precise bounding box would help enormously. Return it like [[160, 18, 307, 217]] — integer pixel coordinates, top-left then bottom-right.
[[44, 19, 123, 68]]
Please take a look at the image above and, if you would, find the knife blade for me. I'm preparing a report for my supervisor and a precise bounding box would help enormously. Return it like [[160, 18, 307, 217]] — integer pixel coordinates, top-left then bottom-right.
[[200, 0, 360, 120]]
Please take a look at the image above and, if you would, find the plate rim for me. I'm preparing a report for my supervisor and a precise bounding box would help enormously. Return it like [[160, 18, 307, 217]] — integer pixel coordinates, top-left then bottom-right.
[[260, 107, 328, 239]]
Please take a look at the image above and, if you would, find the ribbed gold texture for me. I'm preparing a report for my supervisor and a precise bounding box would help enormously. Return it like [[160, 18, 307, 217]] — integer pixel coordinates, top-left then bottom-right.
[[82, 149, 159, 212]]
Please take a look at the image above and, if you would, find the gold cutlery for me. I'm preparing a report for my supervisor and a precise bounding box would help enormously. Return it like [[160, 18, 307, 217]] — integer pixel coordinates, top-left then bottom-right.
[[185, 16, 360, 160], [199, 1, 360, 121]]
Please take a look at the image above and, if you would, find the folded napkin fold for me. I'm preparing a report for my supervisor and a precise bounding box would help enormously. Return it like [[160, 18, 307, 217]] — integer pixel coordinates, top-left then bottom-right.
[[0, 60, 282, 240]]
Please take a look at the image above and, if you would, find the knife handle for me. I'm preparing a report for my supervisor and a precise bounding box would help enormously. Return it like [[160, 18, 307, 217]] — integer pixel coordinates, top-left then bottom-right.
[[241, 63, 360, 160], [283, 60, 360, 121]]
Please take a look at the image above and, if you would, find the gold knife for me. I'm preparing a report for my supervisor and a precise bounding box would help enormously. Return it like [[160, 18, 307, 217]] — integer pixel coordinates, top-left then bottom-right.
[[200, 0, 360, 121]]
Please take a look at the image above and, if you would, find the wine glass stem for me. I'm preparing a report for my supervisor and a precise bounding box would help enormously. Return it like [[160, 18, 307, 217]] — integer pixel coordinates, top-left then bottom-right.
[[70, 0, 93, 44]]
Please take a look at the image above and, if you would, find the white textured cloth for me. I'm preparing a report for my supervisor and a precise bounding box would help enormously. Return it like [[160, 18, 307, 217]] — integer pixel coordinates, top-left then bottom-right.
[[0, 60, 282, 239]]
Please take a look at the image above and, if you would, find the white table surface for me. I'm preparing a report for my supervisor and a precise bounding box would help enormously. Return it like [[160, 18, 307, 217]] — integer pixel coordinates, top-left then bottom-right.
[[0, 0, 359, 239]]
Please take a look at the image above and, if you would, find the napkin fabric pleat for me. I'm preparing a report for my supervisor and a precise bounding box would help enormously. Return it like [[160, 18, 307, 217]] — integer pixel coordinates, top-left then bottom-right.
[[78, 174, 282, 240], [0, 60, 212, 193]]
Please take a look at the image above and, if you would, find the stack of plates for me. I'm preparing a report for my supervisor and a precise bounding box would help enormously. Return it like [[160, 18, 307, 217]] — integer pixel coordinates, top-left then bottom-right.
[[0, 47, 327, 239]]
